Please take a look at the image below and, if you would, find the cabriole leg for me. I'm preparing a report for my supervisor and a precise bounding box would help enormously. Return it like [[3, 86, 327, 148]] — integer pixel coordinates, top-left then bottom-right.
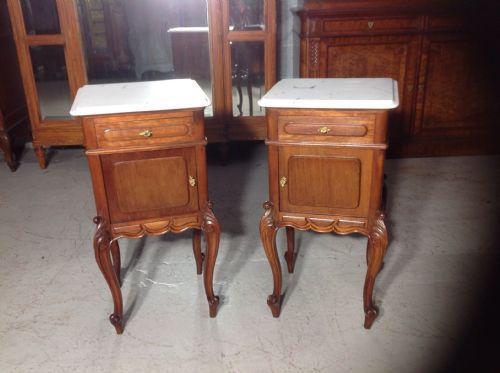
[[93, 217, 124, 334], [202, 202, 220, 317], [260, 202, 282, 317], [363, 211, 388, 329]]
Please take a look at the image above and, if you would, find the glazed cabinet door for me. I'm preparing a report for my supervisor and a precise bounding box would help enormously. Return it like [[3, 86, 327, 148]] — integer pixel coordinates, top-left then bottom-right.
[[318, 34, 420, 142], [413, 33, 496, 138], [101, 147, 199, 224], [278, 146, 374, 217]]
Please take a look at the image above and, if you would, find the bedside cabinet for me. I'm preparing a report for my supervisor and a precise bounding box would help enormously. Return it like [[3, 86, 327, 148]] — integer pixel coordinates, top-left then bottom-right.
[[70, 80, 220, 334], [258, 78, 399, 329]]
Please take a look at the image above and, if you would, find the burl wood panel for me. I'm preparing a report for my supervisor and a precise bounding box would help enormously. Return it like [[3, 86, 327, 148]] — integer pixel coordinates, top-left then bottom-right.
[[101, 147, 199, 224], [279, 146, 373, 217], [322, 35, 418, 141], [287, 155, 361, 209], [298, 1, 499, 156], [415, 35, 495, 137]]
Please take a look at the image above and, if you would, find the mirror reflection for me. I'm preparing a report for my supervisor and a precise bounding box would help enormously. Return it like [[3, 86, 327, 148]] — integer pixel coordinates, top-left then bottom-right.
[[77, 0, 213, 116]]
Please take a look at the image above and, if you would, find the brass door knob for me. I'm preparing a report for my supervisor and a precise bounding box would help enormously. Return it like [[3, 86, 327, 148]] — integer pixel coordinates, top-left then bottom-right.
[[139, 130, 153, 138], [189, 176, 197, 187], [318, 126, 331, 134], [280, 177, 287, 188], [368, 21, 375, 29]]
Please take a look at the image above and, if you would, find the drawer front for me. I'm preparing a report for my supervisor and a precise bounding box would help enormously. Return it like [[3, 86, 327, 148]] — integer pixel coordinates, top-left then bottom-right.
[[101, 147, 200, 224], [94, 115, 199, 148], [278, 146, 374, 217], [321, 17, 421, 34], [278, 114, 376, 144], [426, 16, 465, 31]]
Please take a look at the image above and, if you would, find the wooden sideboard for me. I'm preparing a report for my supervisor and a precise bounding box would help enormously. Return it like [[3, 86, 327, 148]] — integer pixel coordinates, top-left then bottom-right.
[[297, 0, 499, 157], [0, 0, 28, 171]]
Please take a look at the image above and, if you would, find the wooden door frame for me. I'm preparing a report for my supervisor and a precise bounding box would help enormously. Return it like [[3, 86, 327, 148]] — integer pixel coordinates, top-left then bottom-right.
[[207, 0, 276, 142], [7, 0, 87, 155]]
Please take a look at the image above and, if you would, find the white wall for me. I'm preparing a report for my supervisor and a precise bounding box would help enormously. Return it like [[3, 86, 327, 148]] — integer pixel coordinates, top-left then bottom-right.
[[278, 0, 304, 79]]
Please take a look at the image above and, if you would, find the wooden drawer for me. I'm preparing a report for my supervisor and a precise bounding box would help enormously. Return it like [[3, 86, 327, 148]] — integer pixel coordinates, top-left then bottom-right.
[[426, 16, 466, 31], [277, 114, 377, 144], [321, 17, 421, 35], [94, 114, 199, 149]]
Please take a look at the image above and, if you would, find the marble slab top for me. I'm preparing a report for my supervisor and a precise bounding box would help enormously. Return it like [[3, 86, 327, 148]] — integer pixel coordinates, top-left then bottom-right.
[[258, 78, 399, 110], [70, 79, 211, 117], [167, 27, 209, 33]]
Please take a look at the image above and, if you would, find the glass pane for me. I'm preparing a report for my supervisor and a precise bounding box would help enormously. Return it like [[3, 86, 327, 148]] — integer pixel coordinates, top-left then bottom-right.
[[77, 0, 214, 117], [231, 41, 265, 117], [229, 0, 265, 31], [21, 0, 61, 35], [30, 45, 72, 120]]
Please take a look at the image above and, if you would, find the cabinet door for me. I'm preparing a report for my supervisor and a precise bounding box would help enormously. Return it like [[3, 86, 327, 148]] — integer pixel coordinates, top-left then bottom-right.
[[101, 147, 199, 224], [278, 146, 374, 217], [320, 34, 420, 141], [414, 33, 496, 138]]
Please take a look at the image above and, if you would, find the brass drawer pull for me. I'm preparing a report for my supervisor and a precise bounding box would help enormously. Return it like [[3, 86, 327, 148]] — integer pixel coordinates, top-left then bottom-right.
[[139, 130, 153, 138], [318, 126, 331, 134], [189, 176, 197, 187], [368, 21, 375, 29], [280, 177, 287, 188]]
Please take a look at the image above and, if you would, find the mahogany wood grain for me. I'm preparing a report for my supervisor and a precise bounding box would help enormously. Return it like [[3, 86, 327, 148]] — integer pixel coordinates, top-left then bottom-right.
[[83, 107, 220, 333], [260, 107, 390, 329]]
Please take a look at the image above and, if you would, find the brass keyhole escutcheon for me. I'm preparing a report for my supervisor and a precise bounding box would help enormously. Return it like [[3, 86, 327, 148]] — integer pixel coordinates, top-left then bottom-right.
[[280, 177, 287, 188], [368, 21, 375, 29], [189, 176, 197, 187], [139, 130, 153, 138], [318, 126, 331, 134]]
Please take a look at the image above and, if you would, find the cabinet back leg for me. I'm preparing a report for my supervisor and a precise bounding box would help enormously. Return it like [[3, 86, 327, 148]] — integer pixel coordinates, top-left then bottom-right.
[[192, 229, 204, 275], [284, 227, 296, 273]]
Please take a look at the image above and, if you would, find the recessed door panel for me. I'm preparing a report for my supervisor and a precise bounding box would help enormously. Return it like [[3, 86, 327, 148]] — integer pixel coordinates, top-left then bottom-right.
[[102, 147, 199, 224], [288, 156, 361, 209], [279, 146, 373, 217]]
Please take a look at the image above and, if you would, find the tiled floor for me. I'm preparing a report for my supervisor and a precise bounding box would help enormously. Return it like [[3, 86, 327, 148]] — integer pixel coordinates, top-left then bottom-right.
[[0, 144, 499, 372]]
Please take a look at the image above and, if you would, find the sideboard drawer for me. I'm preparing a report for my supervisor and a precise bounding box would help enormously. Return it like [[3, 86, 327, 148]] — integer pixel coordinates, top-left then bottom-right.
[[94, 115, 198, 149], [321, 17, 421, 35], [277, 114, 376, 144]]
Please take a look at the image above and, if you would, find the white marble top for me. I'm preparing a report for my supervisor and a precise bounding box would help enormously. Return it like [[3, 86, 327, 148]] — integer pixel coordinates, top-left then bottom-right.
[[258, 78, 399, 110], [167, 27, 209, 33], [70, 79, 211, 117]]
